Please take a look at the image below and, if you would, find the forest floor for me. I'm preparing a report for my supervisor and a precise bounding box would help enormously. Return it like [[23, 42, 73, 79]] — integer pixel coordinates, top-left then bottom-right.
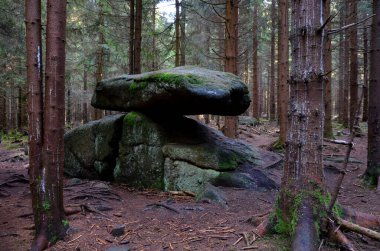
[[0, 121, 379, 251]]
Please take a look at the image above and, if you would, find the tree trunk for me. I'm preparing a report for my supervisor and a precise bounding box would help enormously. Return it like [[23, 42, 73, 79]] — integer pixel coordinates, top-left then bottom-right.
[[278, 0, 326, 248], [151, 1, 156, 71], [129, 0, 135, 74], [324, 0, 333, 138], [180, 0, 186, 66], [94, 3, 105, 120], [66, 79, 71, 124], [224, 0, 238, 138], [175, 0, 180, 67], [277, 0, 288, 144], [338, 10, 344, 124], [365, 0, 380, 187], [362, 26, 369, 122], [83, 64, 88, 123], [342, 1, 350, 128], [269, 0, 276, 121], [251, 4, 259, 118], [25, 0, 45, 247], [0, 86, 6, 131], [26, 0, 68, 249], [349, 0, 358, 131], [133, 0, 142, 74]]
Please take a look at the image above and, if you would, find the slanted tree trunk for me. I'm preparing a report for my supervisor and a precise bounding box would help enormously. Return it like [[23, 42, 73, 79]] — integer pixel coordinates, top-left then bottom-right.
[[133, 0, 142, 74], [277, 0, 288, 144], [224, 0, 238, 138], [26, 0, 68, 249], [277, 0, 326, 248], [365, 0, 380, 188], [362, 26, 369, 122], [251, 4, 259, 118], [269, 0, 276, 121], [349, 0, 358, 131]]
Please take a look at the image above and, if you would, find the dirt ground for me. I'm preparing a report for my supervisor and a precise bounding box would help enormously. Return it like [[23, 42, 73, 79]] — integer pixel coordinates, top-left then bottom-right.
[[0, 121, 379, 251]]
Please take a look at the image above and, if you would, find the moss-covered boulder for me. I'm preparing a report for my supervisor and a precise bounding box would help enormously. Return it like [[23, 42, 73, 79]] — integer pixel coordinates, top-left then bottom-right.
[[64, 114, 124, 179], [91, 66, 250, 116], [114, 112, 167, 189], [64, 112, 277, 193]]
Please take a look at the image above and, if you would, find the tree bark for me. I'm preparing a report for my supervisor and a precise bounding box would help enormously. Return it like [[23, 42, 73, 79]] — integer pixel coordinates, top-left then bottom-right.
[[365, 0, 380, 187], [323, 0, 333, 138], [269, 0, 276, 121], [223, 0, 238, 138], [349, 0, 358, 131], [133, 0, 142, 74], [82, 64, 88, 123], [338, 10, 345, 123], [251, 4, 259, 118], [278, 0, 326, 248], [151, 1, 157, 71], [362, 26, 369, 122], [277, 0, 288, 144]]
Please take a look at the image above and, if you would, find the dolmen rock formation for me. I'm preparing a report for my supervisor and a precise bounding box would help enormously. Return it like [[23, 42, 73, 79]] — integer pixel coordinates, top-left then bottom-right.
[[64, 66, 278, 195]]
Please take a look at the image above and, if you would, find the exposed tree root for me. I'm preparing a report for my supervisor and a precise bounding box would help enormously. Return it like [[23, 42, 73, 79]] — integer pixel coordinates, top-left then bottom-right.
[[336, 217, 380, 241], [292, 202, 318, 251], [30, 233, 48, 251], [342, 207, 380, 230], [327, 221, 357, 251]]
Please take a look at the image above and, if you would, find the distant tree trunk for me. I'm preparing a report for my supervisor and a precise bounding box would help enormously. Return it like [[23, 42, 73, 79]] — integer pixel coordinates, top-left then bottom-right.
[[251, 4, 259, 118], [224, 0, 238, 138], [338, 11, 344, 123], [365, 0, 380, 188], [269, 0, 276, 121], [362, 26, 369, 122], [133, 0, 142, 74], [277, 0, 326, 248], [26, 0, 68, 249], [324, 0, 333, 138], [82, 65, 88, 123], [151, 1, 157, 70], [18, 85, 27, 130], [342, 1, 350, 128], [129, 0, 135, 74], [180, 0, 186, 66], [277, 0, 288, 144], [349, 0, 358, 131], [66, 79, 71, 124], [94, 3, 105, 120], [0, 87, 6, 131], [175, 0, 180, 67]]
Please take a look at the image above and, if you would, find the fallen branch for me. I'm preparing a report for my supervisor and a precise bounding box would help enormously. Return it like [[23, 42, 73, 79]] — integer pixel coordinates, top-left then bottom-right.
[[328, 220, 356, 251], [337, 217, 380, 241], [323, 138, 352, 146], [144, 203, 180, 214], [327, 93, 363, 215], [342, 207, 380, 230]]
